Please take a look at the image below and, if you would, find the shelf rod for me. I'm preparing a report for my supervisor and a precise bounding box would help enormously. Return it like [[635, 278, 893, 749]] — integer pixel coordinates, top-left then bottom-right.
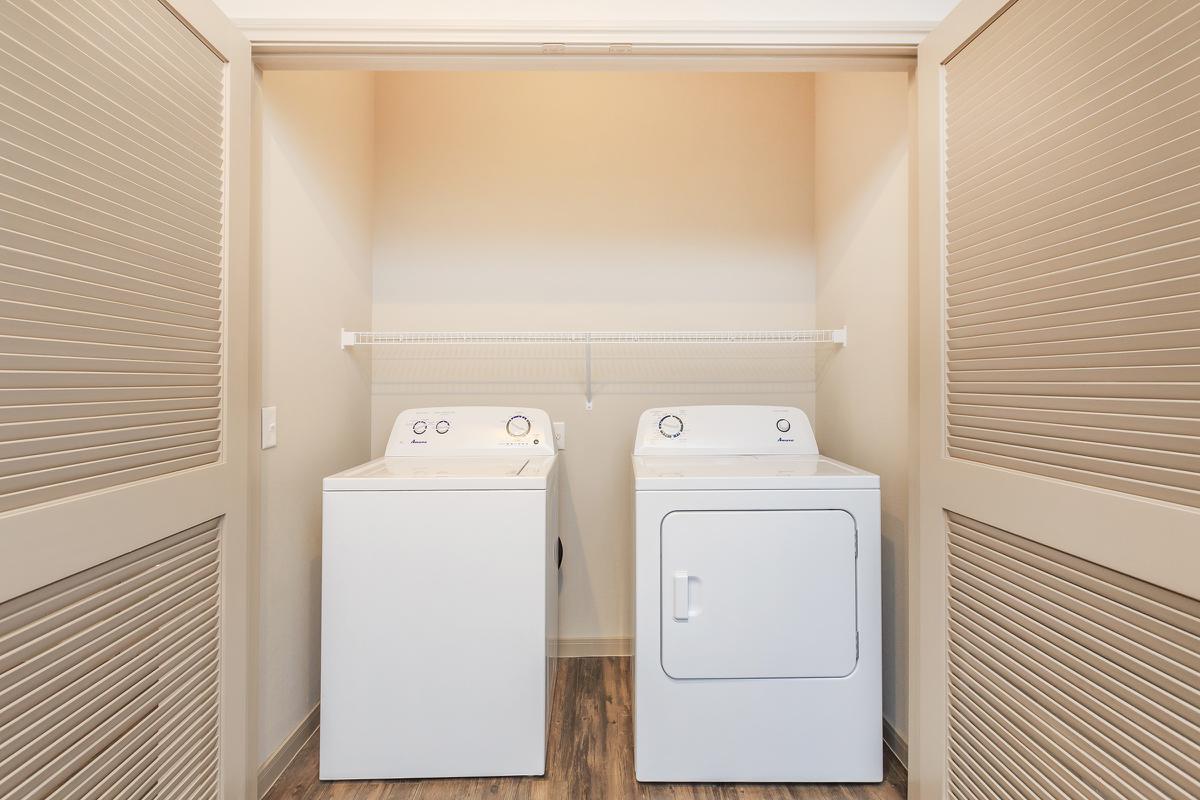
[[340, 327, 848, 348], [584, 331, 593, 411]]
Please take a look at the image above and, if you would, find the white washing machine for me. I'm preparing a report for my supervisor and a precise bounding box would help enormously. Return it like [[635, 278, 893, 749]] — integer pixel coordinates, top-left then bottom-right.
[[321, 407, 560, 780], [632, 405, 881, 783]]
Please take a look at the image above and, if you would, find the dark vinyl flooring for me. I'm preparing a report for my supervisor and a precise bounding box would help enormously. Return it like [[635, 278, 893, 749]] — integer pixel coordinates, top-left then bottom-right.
[[264, 657, 906, 800]]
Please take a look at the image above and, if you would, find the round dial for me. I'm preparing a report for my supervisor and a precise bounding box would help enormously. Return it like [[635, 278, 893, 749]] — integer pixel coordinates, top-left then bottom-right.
[[776, 418, 791, 433], [506, 415, 532, 437], [658, 414, 684, 438], [412, 420, 427, 435], [435, 420, 450, 434]]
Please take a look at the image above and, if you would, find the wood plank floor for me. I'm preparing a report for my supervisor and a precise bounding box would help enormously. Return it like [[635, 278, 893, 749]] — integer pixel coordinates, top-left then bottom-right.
[[264, 657, 906, 800]]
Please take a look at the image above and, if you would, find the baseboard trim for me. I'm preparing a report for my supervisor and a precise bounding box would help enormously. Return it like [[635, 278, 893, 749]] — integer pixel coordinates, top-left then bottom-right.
[[558, 636, 632, 657], [882, 716, 908, 767], [258, 704, 320, 799]]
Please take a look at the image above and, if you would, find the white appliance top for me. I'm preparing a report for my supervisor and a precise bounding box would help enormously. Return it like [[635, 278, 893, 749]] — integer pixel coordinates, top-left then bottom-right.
[[385, 406, 556, 457], [633, 454, 877, 490], [632, 405, 876, 490], [325, 407, 557, 490], [633, 405, 818, 456], [324, 455, 556, 491]]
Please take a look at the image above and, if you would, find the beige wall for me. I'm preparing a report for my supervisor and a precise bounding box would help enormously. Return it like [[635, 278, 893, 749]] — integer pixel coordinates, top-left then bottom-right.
[[257, 71, 375, 764], [814, 72, 911, 745], [215, 1, 959, 24], [370, 71, 817, 647]]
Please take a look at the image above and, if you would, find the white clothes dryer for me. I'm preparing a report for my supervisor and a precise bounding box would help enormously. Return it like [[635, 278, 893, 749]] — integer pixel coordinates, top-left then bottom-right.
[[632, 405, 881, 783]]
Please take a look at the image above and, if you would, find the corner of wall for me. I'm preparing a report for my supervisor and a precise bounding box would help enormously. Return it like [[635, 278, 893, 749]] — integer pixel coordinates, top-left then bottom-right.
[[812, 70, 912, 743]]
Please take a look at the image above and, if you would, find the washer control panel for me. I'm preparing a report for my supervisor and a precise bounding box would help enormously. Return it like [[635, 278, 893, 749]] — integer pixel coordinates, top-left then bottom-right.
[[387, 407, 556, 456], [634, 405, 818, 456], [658, 414, 684, 438]]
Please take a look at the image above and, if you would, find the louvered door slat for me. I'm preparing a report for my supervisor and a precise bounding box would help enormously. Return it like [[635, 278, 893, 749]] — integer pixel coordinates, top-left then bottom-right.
[[0, 246, 222, 306], [106, 0, 225, 99], [951, 0, 1158, 118], [58, 721, 156, 800], [0, 54, 220, 193], [0, 222, 222, 289], [0, 103, 222, 223], [0, 0, 224, 514], [952, 610, 1200, 785], [0, 519, 221, 800], [0, 542, 217, 681], [10, 1, 223, 150], [0, 18, 224, 178], [946, 512, 1200, 799], [944, 0, 1200, 509], [0, 597, 216, 750], [950, 6, 1200, 163], [0, 403, 219, 432]]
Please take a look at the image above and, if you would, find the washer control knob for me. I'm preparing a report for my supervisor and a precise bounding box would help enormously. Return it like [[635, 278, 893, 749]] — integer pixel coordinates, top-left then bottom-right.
[[435, 420, 450, 434], [658, 414, 684, 438], [412, 420, 428, 435], [506, 415, 531, 437], [776, 418, 791, 433]]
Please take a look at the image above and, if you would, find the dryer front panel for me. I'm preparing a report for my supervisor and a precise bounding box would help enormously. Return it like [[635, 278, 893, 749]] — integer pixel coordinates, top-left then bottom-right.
[[660, 509, 858, 680]]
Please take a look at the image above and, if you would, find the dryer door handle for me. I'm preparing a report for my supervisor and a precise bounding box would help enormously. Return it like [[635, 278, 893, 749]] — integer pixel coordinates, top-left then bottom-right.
[[673, 571, 690, 621]]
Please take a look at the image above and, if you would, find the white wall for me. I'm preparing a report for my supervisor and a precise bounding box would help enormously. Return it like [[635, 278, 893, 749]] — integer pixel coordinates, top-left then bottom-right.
[[257, 71, 374, 765], [371, 71, 817, 649], [216, 0, 957, 24], [814, 72, 911, 747]]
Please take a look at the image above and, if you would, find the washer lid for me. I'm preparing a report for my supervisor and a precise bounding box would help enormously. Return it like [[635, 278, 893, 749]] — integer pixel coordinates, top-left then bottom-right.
[[633, 455, 878, 490], [323, 455, 555, 491]]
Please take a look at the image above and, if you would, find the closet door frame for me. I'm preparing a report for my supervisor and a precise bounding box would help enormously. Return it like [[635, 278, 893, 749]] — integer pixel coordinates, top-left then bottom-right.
[[913, 1, 1200, 798], [0, 1, 253, 796]]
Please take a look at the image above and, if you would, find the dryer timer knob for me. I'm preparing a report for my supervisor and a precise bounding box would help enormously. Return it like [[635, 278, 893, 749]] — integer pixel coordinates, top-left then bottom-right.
[[506, 415, 531, 437], [658, 414, 684, 438]]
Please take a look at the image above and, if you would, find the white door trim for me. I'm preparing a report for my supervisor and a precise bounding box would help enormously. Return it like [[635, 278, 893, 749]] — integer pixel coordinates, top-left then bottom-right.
[[234, 18, 936, 70]]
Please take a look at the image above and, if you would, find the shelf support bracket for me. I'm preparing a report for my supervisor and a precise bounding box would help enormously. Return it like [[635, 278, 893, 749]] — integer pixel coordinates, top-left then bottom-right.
[[584, 332, 593, 411], [340, 328, 356, 349]]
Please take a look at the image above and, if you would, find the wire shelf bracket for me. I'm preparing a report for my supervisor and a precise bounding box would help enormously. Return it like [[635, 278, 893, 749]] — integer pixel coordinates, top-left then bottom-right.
[[340, 327, 848, 409]]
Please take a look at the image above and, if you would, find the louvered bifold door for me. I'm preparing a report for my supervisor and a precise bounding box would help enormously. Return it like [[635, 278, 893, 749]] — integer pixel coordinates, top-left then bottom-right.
[[0, 520, 221, 800], [0, 0, 251, 797], [916, 2, 1200, 800], [0, 0, 226, 513], [944, 0, 1200, 509]]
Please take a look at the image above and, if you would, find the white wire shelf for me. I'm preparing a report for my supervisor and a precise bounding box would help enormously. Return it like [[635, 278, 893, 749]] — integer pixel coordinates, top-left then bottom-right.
[[340, 328, 847, 348], [341, 327, 846, 409]]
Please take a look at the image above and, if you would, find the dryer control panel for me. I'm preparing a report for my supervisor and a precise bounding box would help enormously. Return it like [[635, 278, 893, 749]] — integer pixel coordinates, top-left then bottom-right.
[[386, 407, 556, 456], [633, 405, 818, 456]]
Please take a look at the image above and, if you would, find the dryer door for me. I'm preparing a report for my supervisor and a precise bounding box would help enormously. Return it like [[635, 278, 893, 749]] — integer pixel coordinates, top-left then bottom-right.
[[660, 509, 858, 679]]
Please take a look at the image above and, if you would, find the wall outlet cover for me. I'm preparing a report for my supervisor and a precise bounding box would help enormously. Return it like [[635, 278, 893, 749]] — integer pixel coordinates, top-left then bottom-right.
[[553, 421, 566, 450], [261, 406, 277, 449]]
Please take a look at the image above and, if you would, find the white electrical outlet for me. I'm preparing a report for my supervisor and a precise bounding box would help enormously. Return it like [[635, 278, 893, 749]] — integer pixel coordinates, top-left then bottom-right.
[[261, 406, 277, 449], [553, 421, 566, 450]]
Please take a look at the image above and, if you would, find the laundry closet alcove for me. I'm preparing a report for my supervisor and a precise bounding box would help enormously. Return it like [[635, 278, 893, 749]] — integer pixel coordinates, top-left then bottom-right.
[[255, 67, 910, 775]]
